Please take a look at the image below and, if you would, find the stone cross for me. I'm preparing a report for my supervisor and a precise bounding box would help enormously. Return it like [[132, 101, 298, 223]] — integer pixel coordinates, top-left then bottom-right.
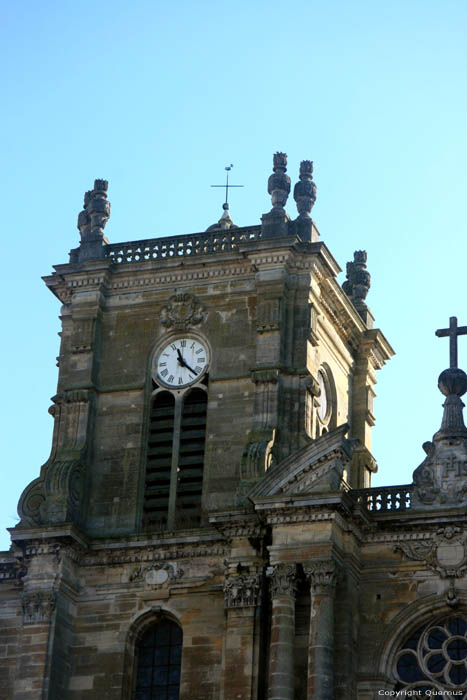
[[211, 164, 243, 206], [435, 316, 467, 368]]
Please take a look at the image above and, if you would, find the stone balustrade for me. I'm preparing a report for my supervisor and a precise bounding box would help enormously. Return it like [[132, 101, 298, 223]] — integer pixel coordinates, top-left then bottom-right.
[[351, 484, 412, 512], [105, 225, 263, 263]]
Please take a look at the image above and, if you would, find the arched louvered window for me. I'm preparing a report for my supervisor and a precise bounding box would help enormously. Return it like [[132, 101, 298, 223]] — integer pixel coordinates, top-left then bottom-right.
[[177, 388, 207, 522], [143, 386, 207, 530], [134, 618, 183, 700], [144, 392, 175, 528]]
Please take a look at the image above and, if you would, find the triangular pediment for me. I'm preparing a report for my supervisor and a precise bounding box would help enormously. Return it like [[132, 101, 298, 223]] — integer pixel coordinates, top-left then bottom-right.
[[248, 424, 356, 500]]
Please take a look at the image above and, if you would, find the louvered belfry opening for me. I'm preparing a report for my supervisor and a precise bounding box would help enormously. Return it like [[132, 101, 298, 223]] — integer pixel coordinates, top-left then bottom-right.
[[144, 391, 175, 528], [176, 388, 207, 527]]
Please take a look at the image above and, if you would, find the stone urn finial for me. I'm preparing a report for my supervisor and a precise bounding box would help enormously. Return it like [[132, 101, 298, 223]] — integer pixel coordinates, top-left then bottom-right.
[[293, 160, 317, 218], [87, 179, 110, 240], [342, 250, 371, 303], [77, 179, 110, 242], [267, 152, 291, 212]]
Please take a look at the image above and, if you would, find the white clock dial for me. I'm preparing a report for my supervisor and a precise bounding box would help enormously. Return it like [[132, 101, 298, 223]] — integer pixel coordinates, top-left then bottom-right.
[[156, 338, 209, 388]]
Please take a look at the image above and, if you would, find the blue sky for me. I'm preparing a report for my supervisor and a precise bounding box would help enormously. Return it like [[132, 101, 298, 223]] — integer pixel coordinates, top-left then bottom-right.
[[1, 1, 466, 550]]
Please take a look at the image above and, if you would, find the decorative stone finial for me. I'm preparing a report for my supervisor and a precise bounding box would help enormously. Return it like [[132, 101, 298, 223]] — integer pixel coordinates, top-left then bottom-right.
[[342, 251, 371, 324], [411, 319, 467, 509], [77, 179, 110, 243], [75, 179, 111, 262], [293, 160, 317, 218], [205, 202, 237, 231], [342, 251, 370, 303], [267, 152, 291, 212]]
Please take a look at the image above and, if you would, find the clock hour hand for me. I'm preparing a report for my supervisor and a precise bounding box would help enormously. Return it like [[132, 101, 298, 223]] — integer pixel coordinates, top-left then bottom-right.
[[176, 348, 198, 377]]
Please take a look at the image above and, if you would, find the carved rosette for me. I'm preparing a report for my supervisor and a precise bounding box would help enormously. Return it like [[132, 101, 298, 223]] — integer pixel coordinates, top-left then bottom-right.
[[268, 564, 298, 598], [160, 293, 206, 330], [21, 591, 56, 624], [224, 573, 261, 609], [129, 562, 183, 586], [304, 560, 340, 595]]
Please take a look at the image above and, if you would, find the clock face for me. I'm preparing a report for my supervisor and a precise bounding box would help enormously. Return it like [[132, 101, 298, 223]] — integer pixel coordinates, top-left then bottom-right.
[[155, 337, 209, 388]]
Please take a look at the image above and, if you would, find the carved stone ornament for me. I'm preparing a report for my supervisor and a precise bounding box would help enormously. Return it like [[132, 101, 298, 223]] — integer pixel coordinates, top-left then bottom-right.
[[293, 160, 317, 219], [129, 562, 183, 586], [77, 179, 110, 242], [22, 590, 56, 624], [267, 563, 298, 598], [342, 250, 371, 304], [16, 390, 92, 527], [304, 560, 341, 594], [267, 152, 291, 212], [160, 293, 206, 330], [394, 526, 467, 579], [412, 366, 467, 509], [224, 573, 261, 609]]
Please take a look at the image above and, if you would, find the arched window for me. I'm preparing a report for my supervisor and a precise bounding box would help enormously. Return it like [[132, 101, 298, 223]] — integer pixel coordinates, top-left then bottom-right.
[[134, 618, 183, 700], [143, 387, 208, 530], [394, 615, 467, 692]]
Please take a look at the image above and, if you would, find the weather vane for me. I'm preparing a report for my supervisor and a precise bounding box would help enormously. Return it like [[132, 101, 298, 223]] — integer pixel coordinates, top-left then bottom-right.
[[211, 165, 244, 208]]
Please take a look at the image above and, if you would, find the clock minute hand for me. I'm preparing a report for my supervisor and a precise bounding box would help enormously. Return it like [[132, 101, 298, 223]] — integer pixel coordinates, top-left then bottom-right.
[[177, 348, 198, 377]]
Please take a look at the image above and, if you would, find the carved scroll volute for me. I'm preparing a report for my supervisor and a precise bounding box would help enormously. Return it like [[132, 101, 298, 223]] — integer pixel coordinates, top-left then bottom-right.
[[16, 389, 94, 527]]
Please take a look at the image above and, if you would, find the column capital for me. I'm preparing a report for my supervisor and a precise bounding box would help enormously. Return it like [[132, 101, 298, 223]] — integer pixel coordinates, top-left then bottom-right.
[[267, 563, 298, 598], [21, 590, 56, 625], [224, 572, 261, 609], [304, 559, 341, 595]]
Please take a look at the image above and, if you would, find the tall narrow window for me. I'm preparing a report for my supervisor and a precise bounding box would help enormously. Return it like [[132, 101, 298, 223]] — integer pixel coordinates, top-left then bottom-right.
[[143, 385, 208, 530], [177, 388, 207, 524], [144, 392, 175, 528], [134, 618, 182, 700]]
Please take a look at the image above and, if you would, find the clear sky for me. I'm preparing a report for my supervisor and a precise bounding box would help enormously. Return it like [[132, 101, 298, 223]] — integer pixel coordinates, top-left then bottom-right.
[[1, 1, 466, 551]]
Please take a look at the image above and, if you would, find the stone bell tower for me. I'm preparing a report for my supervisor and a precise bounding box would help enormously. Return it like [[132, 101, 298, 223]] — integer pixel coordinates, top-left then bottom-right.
[[1, 154, 394, 700]]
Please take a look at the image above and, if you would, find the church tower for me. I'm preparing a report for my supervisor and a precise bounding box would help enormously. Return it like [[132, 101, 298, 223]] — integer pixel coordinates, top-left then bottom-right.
[[7, 154, 466, 699]]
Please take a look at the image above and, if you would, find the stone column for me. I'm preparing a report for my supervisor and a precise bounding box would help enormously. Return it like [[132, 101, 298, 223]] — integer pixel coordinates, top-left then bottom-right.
[[304, 561, 339, 700], [223, 572, 262, 700], [267, 564, 297, 700]]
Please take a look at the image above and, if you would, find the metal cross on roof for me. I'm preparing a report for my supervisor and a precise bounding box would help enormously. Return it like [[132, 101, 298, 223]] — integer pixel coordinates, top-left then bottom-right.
[[211, 164, 244, 206], [435, 316, 467, 368]]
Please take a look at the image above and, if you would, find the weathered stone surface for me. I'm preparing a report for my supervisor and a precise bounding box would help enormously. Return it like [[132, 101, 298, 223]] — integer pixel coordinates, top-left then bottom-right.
[[5, 156, 441, 700]]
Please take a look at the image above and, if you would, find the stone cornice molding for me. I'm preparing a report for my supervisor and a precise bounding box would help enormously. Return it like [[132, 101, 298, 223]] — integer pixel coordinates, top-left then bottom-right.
[[267, 563, 298, 598], [81, 540, 228, 567], [248, 424, 354, 499], [357, 328, 395, 371], [209, 512, 264, 541]]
